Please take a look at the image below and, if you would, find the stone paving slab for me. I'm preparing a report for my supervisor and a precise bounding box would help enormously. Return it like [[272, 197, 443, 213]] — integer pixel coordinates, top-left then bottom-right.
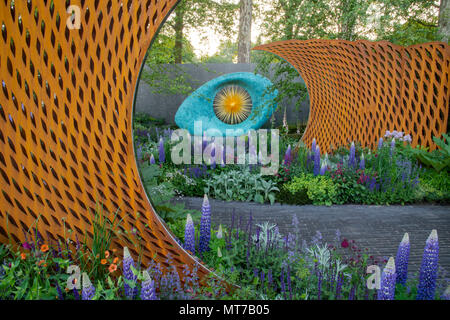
[[174, 197, 450, 281]]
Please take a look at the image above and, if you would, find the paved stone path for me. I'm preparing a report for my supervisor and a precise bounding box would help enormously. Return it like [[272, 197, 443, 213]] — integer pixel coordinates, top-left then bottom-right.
[[174, 197, 450, 280]]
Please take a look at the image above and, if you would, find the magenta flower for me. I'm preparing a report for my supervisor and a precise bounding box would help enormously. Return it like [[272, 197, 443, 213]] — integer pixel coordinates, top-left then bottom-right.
[[22, 242, 32, 250]]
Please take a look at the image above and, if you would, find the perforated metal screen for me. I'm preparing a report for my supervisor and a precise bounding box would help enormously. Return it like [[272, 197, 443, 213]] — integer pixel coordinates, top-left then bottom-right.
[[254, 40, 449, 153], [0, 0, 211, 277]]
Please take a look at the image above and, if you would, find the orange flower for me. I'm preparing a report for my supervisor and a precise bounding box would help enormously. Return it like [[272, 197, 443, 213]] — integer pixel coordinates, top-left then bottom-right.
[[40, 244, 49, 252], [101, 259, 107, 265], [20, 253, 26, 260], [108, 264, 117, 273], [113, 257, 119, 264], [105, 250, 110, 258], [38, 260, 45, 266]]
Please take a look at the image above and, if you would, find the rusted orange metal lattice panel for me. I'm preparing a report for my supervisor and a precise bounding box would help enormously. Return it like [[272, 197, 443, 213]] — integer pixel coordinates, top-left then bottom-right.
[[254, 40, 449, 153], [0, 0, 211, 278]]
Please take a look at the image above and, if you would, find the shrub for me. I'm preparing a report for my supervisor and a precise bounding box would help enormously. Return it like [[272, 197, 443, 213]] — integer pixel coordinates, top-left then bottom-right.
[[284, 174, 338, 206]]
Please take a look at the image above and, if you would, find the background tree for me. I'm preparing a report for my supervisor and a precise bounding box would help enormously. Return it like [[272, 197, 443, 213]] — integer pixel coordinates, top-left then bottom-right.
[[254, 0, 443, 119], [141, 0, 238, 95], [238, 0, 253, 63], [438, 0, 449, 42]]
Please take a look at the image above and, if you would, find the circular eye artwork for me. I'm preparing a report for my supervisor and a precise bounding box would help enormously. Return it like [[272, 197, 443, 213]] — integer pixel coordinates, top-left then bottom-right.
[[175, 72, 277, 136]]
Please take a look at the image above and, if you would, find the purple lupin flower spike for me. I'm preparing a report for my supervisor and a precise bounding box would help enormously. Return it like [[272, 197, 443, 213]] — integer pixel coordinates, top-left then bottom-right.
[[378, 137, 383, 149], [311, 138, 316, 152], [313, 145, 320, 176], [150, 154, 155, 165], [199, 194, 211, 255], [210, 144, 216, 169], [317, 271, 322, 300], [184, 214, 195, 255], [287, 266, 292, 300], [268, 269, 273, 291], [81, 272, 96, 300], [319, 162, 327, 176], [390, 138, 396, 156], [140, 270, 158, 300], [377, 257, 396, 300], [123, 247, 138, 299], [284, 145, 292, 165], [417, 230, 439, 300], [395, 233, 410, 286], [136, 145, 143, 161], [55, 282, 64, 300], [336, 273, 343, 299], [73, 288, 80, 300], [359, 153, 365, 170], [441, 286, 450, 300], [349, 142, 356, 168], [158, 137, 165, 164]]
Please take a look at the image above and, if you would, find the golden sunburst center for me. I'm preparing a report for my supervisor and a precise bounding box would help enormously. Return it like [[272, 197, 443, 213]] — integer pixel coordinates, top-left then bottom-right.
[[213, 85, 252, 125]]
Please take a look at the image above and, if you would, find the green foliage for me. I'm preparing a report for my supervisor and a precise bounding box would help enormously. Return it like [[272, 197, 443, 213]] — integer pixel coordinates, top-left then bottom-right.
[[85, 204, 123, 280], [204, 168, 280, 204], [134, 113, 165, 128], [284, 174, 338, 206], [375, 0, 441, 45], [140, 163, 200, 224], [406, 134, 450, 172], [416, 169, 450, 204]]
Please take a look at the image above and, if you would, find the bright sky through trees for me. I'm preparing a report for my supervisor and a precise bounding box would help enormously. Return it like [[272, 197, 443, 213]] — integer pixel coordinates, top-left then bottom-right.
[[185, 0, 440, 59]]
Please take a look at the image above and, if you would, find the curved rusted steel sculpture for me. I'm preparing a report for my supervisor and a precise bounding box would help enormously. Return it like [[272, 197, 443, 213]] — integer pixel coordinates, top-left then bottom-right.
[[0, 0, 212, 277], [254, 40, 449, 153]]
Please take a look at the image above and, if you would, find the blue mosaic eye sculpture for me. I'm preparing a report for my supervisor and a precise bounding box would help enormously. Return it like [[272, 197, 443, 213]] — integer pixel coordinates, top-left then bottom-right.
[[175, 72, 278, 136]]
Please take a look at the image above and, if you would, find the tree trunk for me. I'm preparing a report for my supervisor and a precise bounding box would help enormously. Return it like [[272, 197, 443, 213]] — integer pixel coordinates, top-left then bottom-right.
[[238, 0, 253, 63], [439, 0, 449, 43], [174, 7, 184, 64]]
